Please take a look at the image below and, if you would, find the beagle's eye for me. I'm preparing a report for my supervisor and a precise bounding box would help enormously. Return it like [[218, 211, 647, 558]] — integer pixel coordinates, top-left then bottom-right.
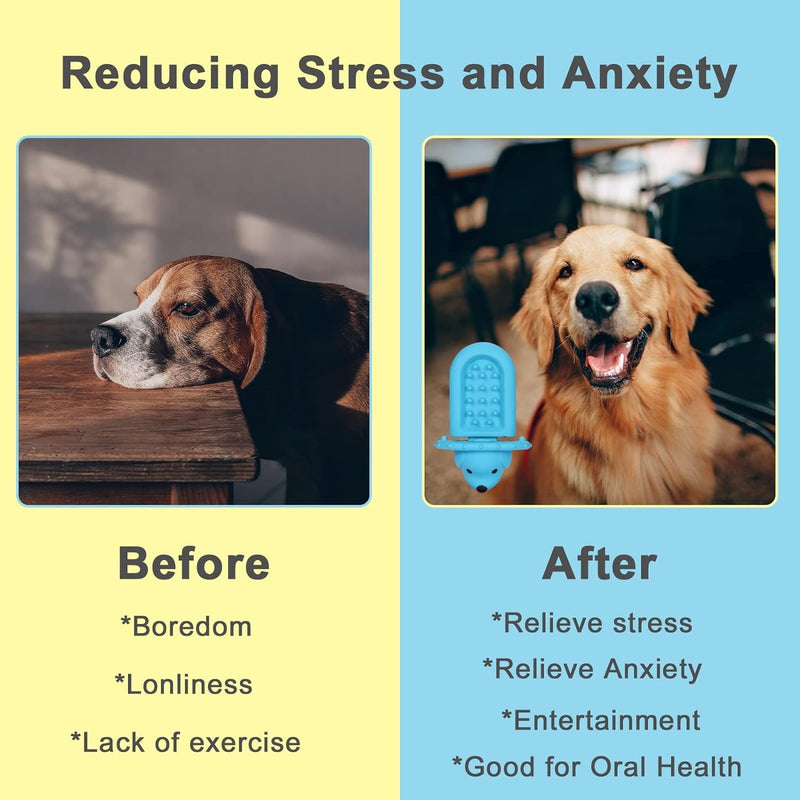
[[173, 301, 200, 317], [625, 258, 646, 271], [557, 264, 573, 280]]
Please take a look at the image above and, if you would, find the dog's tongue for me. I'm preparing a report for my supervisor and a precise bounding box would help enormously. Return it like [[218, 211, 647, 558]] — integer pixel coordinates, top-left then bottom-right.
[[586, 338, 632, 376]]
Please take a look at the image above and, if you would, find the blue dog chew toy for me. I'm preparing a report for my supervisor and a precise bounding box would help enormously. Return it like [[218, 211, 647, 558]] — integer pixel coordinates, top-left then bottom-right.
[[435, 342, 531, 493]]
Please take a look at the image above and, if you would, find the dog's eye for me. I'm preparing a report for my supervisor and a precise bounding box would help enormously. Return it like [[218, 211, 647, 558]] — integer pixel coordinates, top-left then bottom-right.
[[557, 264, 573, 279], [625, 258, 646, 271], [174, 302, 200, 317], [491, 469, 498, 474], [466, 469, 473, 474]]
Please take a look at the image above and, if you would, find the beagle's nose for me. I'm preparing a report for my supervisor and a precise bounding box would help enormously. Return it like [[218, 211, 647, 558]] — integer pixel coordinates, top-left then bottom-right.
[[90, 325, 126, 357], [576, 281, 619, 322]]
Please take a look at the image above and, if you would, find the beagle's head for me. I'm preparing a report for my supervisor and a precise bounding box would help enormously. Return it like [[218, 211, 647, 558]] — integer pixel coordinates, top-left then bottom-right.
[[91, 256, 266, 389]]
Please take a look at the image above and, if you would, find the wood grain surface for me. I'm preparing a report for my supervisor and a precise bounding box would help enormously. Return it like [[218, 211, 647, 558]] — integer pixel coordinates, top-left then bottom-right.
[[19, 314, 258, 485]]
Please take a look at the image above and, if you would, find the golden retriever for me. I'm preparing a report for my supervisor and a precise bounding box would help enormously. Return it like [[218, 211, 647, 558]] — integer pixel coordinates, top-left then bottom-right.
[[505, 225, 719, 505]]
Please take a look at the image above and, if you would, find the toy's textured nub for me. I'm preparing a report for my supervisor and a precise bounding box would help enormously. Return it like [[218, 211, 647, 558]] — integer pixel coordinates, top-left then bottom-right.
[[435, 342, 531, 493], [461, 357, 504, 431], [449, 342, 518, 439]]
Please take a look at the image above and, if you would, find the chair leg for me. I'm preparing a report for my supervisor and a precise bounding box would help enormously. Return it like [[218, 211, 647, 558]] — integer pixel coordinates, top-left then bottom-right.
[[463, 266, 497, 343]]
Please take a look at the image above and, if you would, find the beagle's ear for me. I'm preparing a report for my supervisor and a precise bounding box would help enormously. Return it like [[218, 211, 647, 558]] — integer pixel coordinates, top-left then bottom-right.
[[511, 249, 557, 371], [661, 244, 712, 354], [241, 290, 267, 388], [134, 262, 174, 303]]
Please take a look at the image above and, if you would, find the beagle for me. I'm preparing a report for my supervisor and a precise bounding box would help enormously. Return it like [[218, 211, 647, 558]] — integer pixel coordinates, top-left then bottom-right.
[[91, 255, 369, 504]]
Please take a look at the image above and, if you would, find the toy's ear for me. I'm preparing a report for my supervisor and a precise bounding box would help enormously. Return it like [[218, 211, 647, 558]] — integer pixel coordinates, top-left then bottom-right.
[[512, 248, 557, 371]]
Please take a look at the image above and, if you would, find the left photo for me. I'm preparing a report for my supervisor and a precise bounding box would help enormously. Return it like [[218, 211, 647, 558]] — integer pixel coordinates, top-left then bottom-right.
[[18, 138, 370, 506]]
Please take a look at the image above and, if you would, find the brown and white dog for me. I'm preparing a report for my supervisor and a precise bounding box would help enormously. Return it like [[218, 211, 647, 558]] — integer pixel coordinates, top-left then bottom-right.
[[504, 225, 719, 505], [91, 255, 369, 504]]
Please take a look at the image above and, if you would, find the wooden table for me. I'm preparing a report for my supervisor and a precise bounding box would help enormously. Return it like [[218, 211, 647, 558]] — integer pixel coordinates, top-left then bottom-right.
[[18, 314, 259, 505]]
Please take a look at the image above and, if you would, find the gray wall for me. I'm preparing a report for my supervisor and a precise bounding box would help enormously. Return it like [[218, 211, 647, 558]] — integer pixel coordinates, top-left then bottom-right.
[[19, 138, 369, 312]]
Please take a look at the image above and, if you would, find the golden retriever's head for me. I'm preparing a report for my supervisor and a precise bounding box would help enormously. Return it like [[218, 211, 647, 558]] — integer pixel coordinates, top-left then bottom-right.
[[513, 225, 710, 395]]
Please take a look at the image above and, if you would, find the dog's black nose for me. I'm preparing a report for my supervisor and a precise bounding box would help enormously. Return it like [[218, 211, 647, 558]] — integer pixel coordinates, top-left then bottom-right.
[[90, 325, 126, 357], [576, 281, 619, 322], [476, 485, 488, 493]]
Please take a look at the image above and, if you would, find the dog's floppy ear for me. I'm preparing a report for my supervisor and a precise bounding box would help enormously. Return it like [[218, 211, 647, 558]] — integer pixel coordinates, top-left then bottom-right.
[[133, 262, 174, 303], [512, 249, 557, 371], [661, 244, 711, 354], [241, 288, 267, 388]]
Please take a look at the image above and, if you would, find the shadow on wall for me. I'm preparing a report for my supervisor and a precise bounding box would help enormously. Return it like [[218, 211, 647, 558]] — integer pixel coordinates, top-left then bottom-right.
[[19, 138, 370, 312]]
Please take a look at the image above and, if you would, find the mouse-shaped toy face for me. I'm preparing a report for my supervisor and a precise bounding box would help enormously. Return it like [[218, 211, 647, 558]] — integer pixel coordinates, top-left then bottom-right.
[[454, 450, 513, 493]]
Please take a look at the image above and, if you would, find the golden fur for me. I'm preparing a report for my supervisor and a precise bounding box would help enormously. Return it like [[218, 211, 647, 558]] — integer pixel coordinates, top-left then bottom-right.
[[505, 225, 719, 505]]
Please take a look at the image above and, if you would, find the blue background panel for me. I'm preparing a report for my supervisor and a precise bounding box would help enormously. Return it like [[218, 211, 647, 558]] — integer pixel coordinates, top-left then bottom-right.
[[400, 1, 795, 796]]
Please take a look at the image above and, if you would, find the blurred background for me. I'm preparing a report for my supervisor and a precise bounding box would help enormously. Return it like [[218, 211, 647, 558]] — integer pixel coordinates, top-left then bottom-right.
[[19, 138, 370, 311], [18, 137, 370, 504], [425, 137, 775, 504]]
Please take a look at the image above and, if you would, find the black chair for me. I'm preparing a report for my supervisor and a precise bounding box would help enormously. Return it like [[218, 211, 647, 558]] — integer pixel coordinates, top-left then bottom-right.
[[704, 137, 775, 175], [425, 160, 495, 346], [704, 138, 776, 238], [474, 140, 582, 306], [648, 174, 775, 440]]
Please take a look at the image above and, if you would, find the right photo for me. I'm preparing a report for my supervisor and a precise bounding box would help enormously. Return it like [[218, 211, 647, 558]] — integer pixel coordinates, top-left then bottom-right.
[[425, 137, 776, 506]]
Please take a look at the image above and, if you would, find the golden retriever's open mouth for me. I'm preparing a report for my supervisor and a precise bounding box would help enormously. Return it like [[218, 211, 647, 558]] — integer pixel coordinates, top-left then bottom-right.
[[575, 325, 652, 393]]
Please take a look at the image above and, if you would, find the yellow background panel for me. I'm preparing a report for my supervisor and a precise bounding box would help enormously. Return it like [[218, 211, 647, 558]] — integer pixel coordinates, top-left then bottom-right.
[[3, 2, 399, 797]]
